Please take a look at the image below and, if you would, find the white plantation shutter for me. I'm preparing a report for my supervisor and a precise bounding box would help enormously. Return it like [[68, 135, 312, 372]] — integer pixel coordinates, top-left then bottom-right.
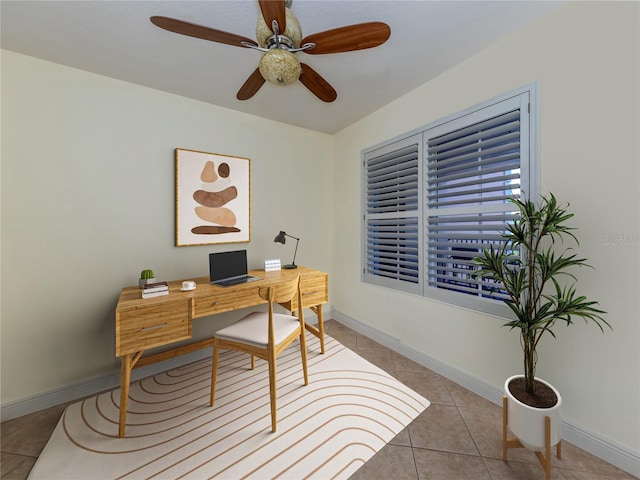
[[361, 85, 537, 316], [425, 102, 526, 303], [426, 213, 515, 301], [363, 135, 422, 294]]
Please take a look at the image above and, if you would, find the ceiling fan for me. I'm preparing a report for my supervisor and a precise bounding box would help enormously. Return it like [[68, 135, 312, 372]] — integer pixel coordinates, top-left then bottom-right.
[[150, 0, 391, 102]]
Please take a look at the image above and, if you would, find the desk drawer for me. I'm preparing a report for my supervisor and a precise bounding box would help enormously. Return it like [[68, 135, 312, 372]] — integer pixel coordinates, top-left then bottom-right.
[[194, 289, 263, 317], [280, 272, 328, 311], [116, 299, 193, 356], [300, 273, 328, 306]]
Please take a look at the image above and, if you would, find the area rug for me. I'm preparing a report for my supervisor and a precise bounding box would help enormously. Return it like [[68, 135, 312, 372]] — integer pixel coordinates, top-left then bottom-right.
[[28, 333, 429, 480]]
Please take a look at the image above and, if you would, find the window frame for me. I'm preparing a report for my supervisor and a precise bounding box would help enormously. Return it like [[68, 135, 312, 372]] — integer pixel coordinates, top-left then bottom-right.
[[361, 83, 540, 317]]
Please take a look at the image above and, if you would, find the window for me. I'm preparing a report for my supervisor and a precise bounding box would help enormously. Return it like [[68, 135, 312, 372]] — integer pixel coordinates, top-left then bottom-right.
[[362, 84, 539, 316]]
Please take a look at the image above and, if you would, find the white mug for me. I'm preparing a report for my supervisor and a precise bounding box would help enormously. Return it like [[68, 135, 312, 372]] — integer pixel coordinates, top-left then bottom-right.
[[182, 281, 196, 290]]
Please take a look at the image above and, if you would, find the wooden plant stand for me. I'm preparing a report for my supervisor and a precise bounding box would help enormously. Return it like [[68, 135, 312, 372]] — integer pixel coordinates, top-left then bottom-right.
[[502, 395, 562, 480]]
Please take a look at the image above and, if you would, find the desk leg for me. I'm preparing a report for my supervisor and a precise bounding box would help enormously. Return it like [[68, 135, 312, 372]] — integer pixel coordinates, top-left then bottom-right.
[[316, 304, 325, 354], [119, 354, 132, 438], [306, 304, 326, 354]]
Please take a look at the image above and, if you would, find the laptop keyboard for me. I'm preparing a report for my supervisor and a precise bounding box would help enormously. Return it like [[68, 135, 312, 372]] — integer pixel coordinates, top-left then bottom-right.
[[216, 276, 250, 287]]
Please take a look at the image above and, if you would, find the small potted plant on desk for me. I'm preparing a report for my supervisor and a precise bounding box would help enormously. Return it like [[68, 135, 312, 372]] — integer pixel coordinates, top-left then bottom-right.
[[139, 269, 156, 288], [472, 193, 610, 479]]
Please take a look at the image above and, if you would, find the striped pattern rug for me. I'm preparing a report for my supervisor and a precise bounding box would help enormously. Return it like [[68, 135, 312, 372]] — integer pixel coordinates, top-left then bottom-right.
[[29, 333, 429, 479]]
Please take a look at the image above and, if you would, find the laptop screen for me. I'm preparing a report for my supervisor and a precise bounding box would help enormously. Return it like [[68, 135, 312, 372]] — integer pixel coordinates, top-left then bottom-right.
[[209, 250, 248, 283]]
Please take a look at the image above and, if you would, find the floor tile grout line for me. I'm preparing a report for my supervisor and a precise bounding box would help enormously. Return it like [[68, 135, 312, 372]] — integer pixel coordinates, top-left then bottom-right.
[[1, 451, 39, 459], [405, 426, 421, 480], [447, 379, 495, 475]]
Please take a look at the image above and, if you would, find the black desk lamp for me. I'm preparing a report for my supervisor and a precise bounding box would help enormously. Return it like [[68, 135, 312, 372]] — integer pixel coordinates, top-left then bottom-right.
[[274, 231, 299, 269]]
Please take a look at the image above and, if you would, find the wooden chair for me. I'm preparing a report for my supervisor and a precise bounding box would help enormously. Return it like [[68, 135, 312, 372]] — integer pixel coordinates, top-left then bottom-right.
[[210, 274, 308, 433]]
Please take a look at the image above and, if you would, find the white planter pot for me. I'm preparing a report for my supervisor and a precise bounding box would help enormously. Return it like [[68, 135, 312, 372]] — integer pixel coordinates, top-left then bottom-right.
[[504, 375, 562, 451]]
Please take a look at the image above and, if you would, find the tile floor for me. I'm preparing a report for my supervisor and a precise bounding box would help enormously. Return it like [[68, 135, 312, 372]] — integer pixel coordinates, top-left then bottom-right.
[[1, 320, 637, 480]]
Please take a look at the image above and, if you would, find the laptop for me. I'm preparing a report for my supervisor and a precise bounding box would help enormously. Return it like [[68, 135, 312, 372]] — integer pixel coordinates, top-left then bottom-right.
[[209, 250, 261, 287]]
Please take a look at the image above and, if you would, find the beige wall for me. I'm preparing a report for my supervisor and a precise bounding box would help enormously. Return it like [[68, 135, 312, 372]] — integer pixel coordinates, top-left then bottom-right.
[[332, 1, 639, 453], [1, 51, 333, 403]]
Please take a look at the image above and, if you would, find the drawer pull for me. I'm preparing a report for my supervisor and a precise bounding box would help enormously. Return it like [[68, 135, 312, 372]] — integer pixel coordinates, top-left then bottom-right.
[[140, 323, 169, 332], [303, 291, 318, 296]]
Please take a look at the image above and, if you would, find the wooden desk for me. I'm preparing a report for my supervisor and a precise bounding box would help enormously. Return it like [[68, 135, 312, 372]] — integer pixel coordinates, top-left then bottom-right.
[[115, 266, 328, 437]]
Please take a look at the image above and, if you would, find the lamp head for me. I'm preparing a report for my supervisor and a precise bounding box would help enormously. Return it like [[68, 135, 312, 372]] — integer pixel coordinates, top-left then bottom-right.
[[274, 230, 299, 269]]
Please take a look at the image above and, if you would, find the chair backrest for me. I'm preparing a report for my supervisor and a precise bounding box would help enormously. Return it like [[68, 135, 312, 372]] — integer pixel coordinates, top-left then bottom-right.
[[258, 275, 302, 347], [258, 274, 300, 304]]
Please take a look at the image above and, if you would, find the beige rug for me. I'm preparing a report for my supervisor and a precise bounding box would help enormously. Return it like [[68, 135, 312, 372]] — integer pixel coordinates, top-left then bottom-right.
[[29, 333, 429, 479]]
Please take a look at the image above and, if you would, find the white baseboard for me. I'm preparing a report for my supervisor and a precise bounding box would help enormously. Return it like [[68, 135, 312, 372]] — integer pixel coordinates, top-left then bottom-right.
[[332, 310, 640, 479], [2, 311, 637, 478], [0, 348, 213, 422], [0, 313, 322, 423]]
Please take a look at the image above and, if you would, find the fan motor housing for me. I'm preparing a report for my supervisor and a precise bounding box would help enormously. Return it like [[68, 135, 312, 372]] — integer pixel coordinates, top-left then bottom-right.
[[255, 7, 302, 48]]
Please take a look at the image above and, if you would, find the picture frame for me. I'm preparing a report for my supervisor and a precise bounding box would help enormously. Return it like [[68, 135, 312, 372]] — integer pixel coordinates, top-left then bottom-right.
[[175, 148, 251, 246]]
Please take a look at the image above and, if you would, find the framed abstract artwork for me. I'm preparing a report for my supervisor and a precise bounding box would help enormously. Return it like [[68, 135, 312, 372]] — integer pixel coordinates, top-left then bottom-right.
[[175, 148, 251, 246]]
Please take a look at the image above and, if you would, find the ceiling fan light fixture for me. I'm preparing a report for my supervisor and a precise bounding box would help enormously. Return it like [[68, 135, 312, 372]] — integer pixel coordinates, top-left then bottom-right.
[[259, 49, 301, 85]]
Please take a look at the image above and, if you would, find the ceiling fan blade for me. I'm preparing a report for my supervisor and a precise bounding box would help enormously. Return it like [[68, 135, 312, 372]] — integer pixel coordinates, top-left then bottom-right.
[[301, 22, 391, 54], [299, 63, 337, 103], [150, 16, 257, 48], [237, 68, 266, 101], [258, 0, 286, 33]]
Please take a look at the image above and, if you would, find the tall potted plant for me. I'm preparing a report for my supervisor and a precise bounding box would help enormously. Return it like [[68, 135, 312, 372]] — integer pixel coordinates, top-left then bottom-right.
[[473, 193, 610, 451]]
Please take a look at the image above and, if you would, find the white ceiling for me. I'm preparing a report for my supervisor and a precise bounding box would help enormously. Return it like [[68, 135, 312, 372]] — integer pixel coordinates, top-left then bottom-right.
[[1, 0, 563, 134]]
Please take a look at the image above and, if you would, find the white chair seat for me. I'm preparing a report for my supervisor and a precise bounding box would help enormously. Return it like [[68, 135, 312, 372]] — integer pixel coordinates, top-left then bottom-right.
[[215, 311, 301, 348]]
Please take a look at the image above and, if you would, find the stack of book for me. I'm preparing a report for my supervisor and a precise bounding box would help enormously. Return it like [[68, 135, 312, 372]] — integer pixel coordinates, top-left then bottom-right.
[[141, 281, 169, 299]]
